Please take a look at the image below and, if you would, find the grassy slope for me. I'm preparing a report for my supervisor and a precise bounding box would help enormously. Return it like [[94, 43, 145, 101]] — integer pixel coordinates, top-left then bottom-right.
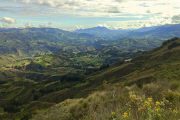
[[31, 38, 180, 120]]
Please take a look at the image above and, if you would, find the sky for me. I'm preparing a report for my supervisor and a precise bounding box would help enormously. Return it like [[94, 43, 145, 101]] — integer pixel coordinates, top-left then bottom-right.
[[0, 0, 180, 30]]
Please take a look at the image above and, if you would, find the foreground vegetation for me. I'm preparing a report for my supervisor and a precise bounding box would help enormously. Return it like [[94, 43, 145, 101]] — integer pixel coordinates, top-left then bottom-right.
[[32, 81, 180, 120]]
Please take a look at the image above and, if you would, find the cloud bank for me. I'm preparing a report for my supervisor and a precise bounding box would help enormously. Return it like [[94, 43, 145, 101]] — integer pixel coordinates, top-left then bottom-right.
[[0, 17, 16, 24], [1, 0, 180, 29]]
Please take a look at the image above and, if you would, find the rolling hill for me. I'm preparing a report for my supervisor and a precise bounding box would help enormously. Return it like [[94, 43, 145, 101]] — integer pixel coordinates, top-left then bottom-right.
[[0, 28, 98, 56], [0, 37, 179, 119]]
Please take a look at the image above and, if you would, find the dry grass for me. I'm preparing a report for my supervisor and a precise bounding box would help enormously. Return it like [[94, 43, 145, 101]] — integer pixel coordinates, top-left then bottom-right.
[[32, 80, 180, 120]]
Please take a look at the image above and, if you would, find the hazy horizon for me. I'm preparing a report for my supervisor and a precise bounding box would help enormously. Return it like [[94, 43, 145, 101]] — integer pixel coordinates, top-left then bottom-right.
[[0, 0, 180, 30]]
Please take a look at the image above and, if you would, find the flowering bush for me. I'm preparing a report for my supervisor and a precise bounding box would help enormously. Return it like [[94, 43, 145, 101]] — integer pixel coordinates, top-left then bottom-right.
[[109, 91, 179, 120]]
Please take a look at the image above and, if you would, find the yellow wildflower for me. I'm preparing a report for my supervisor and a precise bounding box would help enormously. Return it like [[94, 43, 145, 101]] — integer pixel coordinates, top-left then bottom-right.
[[122, 112, 129, 119], [155, 101, 161, 106], [111, 112, 116, 117], [144, 101, 151, 107], [129, 93, 137, 101], [147, 97, 153, 102], [155, 107, 160, 112]]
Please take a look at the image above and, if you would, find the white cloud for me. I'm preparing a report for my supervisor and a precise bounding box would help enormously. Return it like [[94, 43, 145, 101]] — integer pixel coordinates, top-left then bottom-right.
[[0, 17, 16, 24], [105, 18, 171, 29], [10, 0, 180, 28], [18, 0, 180, 16]]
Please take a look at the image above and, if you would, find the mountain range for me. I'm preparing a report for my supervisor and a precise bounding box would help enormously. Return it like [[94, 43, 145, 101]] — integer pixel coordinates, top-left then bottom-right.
[[75, 24, 180, 40], [1, 24, 180, 56]]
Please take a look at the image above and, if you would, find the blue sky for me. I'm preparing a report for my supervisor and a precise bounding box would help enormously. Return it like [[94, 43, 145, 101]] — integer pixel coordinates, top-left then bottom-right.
[[0, 0, 179, 30]]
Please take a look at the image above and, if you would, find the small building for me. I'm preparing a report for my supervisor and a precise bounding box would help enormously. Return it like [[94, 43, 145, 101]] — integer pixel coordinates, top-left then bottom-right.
[[124, 58, 132, 62]]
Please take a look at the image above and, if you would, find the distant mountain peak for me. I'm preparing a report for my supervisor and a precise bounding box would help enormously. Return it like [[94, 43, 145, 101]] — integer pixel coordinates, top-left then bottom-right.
[[94, 26, 109, 29]]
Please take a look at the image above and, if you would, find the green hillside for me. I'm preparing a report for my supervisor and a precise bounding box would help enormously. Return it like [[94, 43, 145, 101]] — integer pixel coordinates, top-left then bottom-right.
[[31, 37, 180, 120]]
